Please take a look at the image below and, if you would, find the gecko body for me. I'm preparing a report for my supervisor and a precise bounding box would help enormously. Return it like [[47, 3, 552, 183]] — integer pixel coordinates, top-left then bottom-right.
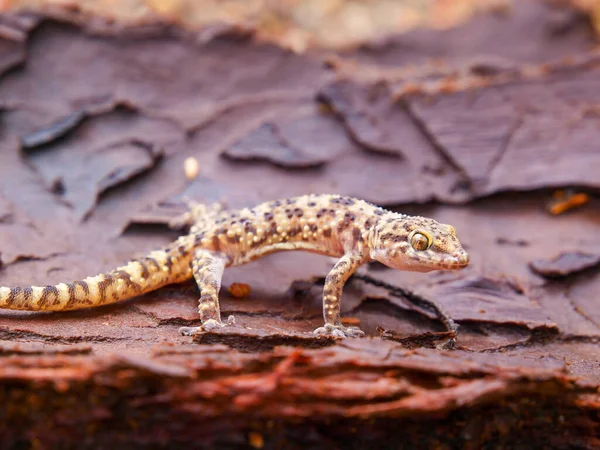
[[0, 194, 469, 338]]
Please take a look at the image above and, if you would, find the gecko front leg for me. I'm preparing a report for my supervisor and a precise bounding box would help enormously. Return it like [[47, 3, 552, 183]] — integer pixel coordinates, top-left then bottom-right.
[[313, 252, 366, 339], [179, 249, 234, 336]]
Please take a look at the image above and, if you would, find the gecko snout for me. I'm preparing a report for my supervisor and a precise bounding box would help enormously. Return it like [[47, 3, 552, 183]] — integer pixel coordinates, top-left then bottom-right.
[[454, 250, 470, 266]]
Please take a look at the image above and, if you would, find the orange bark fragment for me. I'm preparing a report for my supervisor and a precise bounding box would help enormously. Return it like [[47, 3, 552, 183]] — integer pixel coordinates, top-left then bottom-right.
[[229, 283, 251, 298], [547, 191, 589, 215]]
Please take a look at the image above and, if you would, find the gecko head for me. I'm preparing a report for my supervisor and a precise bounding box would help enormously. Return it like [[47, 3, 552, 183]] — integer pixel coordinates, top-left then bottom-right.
[[369, 214, 469, 272]]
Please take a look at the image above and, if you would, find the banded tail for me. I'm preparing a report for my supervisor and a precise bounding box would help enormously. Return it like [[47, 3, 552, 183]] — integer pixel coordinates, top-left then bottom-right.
[[0, 245, 195, 312]]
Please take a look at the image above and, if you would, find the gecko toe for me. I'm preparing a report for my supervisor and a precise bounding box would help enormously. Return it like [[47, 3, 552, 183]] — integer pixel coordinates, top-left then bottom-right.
[[343, 326, 365, 338], [312, 326, 329, 336], [436, 336, 456, 350], [178, 326, 202, 336], [331, 329, 347, 339]]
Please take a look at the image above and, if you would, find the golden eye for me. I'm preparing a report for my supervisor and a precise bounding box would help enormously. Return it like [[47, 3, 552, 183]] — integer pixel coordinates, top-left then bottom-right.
[[409, 231, 431, 251]]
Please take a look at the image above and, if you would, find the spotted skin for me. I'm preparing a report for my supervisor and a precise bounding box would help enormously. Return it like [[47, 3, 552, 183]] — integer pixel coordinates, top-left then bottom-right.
[[0, 194, 469, 338]]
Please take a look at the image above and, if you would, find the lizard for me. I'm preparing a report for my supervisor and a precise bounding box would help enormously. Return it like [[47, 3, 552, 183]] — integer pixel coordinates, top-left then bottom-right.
[[0, 194, 469, 338]]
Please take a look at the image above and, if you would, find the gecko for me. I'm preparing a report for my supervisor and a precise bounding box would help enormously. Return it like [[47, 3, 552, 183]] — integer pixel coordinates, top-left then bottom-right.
[[0, 194, 469, 338]]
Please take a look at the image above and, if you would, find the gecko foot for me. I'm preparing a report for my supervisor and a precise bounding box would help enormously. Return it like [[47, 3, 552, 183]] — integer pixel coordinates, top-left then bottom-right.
[[436, 336, 457, 350], [179, 315, 236, 336], [313, 323, 365, 339]]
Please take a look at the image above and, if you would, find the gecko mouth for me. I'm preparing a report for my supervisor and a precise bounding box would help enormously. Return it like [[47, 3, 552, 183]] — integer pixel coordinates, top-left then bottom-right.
[[440, 251, 470, 269], [409, 250, 470, 270]]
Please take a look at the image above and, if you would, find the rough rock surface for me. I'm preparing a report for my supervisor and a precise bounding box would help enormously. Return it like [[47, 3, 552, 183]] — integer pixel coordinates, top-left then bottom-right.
[[0, 2, 598, 448]]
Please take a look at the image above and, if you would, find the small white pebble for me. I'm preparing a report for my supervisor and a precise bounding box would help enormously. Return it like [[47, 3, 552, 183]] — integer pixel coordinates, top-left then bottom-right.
[[184, 156, 200, 180]]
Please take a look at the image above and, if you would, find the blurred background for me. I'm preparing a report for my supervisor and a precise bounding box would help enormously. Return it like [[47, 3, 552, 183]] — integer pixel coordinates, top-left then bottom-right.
[[5, 0, 598, 50]]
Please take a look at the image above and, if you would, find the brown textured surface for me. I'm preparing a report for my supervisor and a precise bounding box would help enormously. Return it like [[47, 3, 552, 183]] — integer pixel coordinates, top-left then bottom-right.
[[6, 0, 535, 50], [530, 251, 600, 277], [0, 1, 599, 448]]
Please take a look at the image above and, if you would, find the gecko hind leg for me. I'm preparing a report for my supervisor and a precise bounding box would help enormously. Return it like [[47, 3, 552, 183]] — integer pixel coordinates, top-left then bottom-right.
[[178, 249, 235, 336], [169, 199, 226, 232], [313, 253, 366, 339]]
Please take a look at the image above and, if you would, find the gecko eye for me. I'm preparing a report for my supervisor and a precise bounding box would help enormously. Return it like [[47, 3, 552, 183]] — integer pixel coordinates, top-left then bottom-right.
[[409, 231, 431, 251]]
